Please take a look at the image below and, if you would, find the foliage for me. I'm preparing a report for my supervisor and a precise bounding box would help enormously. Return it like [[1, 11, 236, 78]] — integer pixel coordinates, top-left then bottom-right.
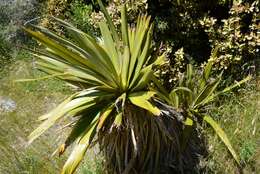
[[66, 0, 98, 36], [90, 0, 148, 28], [88, 0, 257, 86], [23, 1, 189, 173], [40, 0, 106, 35], [156, 52, 252, 166], [39, 0, 258, 83], [155, 47, 188, 89], [40, 0, 74, 34], [200, 0, 259, 75]]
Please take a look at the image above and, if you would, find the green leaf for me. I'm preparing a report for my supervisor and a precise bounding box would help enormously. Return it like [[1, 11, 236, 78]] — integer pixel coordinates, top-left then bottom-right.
[[35, 54, 110, 87], [169, 91, 179, 108], [208, 76, 252, 102], [121, 4, 129, 47], [99, 21, 119, 71], [193, 76, 222, 108], [220, 75, 251, 94], [121, 46, 130, 90], [61, 109, 100, 153], [203, 115, 240, 165], [24, 26, 118, 88], [186, 64, 193, 87], [24, 28, 90, 68], [61, 113, 99, 174], [30, 89, 106, 144], [199, 61, 213, 89], [62, 25, 117, 76], [199, 46, 218, 89], [128, 91, 160, 116], [97, 0, 119, 43], [170, 87, 193, 95], [130, 65, 153, 92], [129, 25, 152, 88], [150, 74, 169, 101], [127, 15, 151, 85], [28, 94, 76, 143], [97, 104, 114, 130]]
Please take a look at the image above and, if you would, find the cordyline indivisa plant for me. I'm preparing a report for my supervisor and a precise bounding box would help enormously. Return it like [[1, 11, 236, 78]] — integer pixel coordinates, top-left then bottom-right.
[[23, 1, 247, 173], [23, 1, 186, 174]]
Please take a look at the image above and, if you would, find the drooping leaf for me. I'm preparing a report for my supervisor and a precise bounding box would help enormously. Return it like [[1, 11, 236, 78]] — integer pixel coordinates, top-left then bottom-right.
[[61, 109, 100, 154], [203, 115, 240, 165], [61, 113, 99, 174], [97, 104, 114, 130], [28, 94, 76, 143]]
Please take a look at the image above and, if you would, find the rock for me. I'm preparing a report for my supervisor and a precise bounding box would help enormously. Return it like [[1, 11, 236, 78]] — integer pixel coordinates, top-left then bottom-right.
[[0, 96, 16, 113]]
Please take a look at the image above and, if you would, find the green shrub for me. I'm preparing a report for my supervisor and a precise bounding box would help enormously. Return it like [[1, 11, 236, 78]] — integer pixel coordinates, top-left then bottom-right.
[[200, 1, 259, 76], [90, 0, 148, 29], [66, 0, 98, 36]]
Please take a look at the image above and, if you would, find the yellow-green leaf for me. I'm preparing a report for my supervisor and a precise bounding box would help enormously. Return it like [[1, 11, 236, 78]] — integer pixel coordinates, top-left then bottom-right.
[[203, 115, 240, 165], [61, 114, 99, 174], [128, 91, 160, 116]]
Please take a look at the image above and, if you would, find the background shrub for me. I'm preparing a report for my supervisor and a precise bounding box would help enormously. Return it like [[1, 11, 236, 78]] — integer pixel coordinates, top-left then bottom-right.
[[200, 1, 259, 79], [66, 0, 99, 36]]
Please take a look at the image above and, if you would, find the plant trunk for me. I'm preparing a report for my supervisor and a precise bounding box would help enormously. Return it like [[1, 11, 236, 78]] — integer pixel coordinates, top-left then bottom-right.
[[98, 102, 206, 174]]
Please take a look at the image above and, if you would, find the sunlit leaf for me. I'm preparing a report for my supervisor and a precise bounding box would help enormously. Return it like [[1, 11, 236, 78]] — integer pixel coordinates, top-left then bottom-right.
[[129, 91, 160, 116], [203, 115, 240, 165]]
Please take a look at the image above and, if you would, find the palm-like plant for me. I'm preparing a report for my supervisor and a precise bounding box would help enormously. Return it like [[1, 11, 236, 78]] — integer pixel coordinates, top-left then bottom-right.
[[24, 1, 184, 174], [159, 52, 251, 165]]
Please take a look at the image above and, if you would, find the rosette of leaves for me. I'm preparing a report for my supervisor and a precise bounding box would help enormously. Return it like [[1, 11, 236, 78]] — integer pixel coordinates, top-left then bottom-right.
[[158, 51, 251, 166], [23, 1, 184, 174]]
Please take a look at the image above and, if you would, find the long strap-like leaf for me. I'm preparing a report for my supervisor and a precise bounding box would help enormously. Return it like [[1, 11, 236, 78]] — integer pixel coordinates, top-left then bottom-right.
[[61, 113, 99, 174], [97, 0, 119, 43], [203, 115, 240, 165]]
